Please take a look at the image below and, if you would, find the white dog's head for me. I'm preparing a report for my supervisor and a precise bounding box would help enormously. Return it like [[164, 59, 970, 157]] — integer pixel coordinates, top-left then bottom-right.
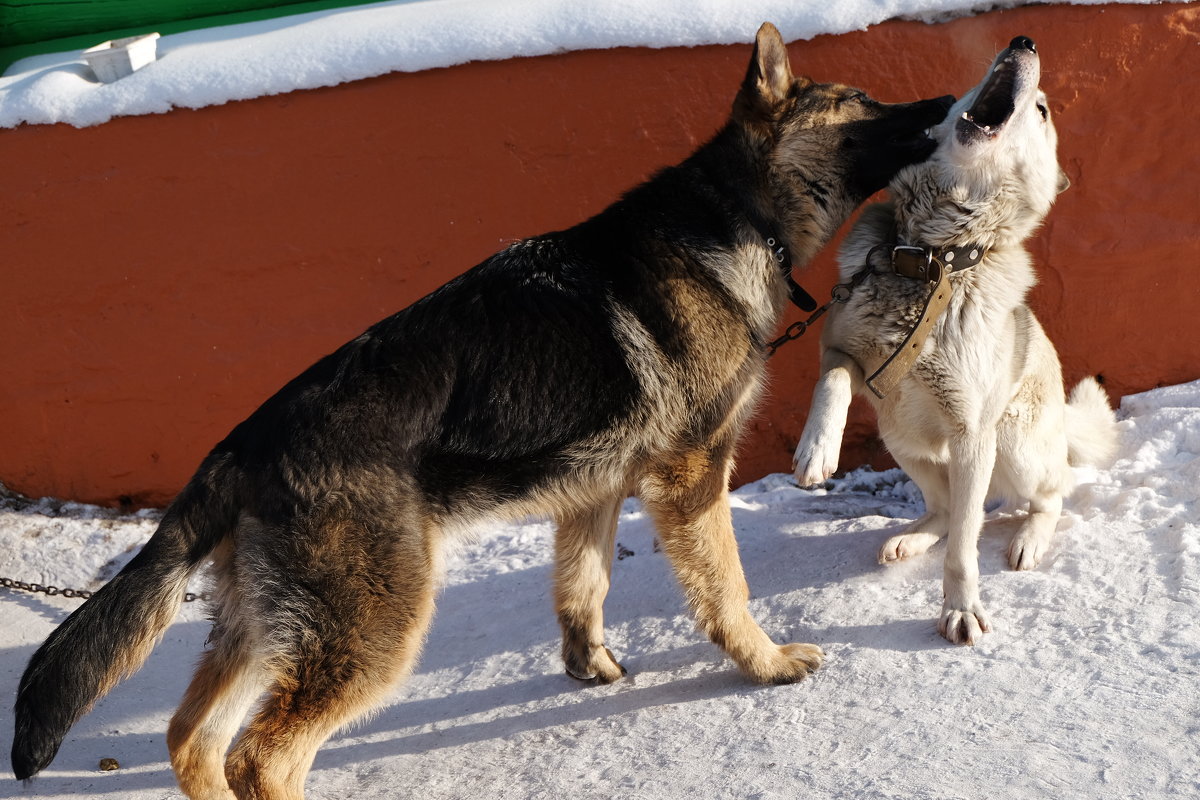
[[892, 37, 1068, 248]]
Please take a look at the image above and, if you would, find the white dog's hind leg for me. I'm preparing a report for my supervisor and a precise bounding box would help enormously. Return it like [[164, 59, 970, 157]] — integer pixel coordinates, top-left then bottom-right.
[[939, 430, 995, 645], [793, 349, 863, 487], [1007, 491, 1062, 571], [880, 456, 949, 563]]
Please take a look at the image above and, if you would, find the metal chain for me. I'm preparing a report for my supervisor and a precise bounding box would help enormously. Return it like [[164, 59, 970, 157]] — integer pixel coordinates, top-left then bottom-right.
[[0, 576, 208, 603], [765, 269, 869, 358]]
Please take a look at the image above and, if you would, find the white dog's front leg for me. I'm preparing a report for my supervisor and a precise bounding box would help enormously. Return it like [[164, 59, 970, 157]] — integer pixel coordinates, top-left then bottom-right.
[[793, 349, 863, 487], [939, 429, 996, 645]]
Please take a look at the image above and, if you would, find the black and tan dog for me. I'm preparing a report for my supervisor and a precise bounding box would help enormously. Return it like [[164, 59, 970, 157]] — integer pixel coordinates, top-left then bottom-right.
[[12, 24, 950, 799]]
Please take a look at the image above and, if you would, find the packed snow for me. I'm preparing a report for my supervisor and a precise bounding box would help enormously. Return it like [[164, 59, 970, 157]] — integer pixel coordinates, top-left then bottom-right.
[[1, 380, 1197, 798], [0, 0, 1190, 129]]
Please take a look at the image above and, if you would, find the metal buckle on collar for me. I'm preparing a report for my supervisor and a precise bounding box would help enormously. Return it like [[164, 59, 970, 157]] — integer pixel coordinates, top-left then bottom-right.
[[765, 237, 787, 264], [891, 245, 933, 279]]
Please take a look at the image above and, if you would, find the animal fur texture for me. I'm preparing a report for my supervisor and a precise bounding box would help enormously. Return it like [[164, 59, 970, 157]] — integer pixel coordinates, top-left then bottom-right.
[[12, 24, 951, 799], [792, 36, 1118, 646]]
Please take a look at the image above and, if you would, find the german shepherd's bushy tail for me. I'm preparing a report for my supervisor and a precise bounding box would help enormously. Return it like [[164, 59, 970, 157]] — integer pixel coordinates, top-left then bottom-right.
[[11, 454, 239, 780]]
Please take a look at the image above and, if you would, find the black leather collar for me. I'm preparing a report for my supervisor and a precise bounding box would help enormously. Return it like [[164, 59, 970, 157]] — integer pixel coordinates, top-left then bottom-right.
[[744, 212, 818, 312]]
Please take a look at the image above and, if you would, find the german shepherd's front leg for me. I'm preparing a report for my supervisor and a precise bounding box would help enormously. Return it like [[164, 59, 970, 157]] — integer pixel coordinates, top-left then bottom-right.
[[940, 429, 996, 645], [554, 498, 627, 683], [640, 445, 823, 684]]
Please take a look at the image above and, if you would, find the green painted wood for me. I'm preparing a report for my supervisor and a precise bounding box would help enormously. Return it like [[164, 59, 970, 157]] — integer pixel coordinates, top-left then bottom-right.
[[0, 0, 387, 74], [1, 1, 290, 46]]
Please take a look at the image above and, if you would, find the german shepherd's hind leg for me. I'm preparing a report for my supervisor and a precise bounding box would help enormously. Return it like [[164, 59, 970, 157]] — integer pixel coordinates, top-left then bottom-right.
[[223, 510, 438, 800], [554, 497, 627, 683], [168, 624, 266, 800], [879, 455, 950, 564], [639, 446, 822, 684], [168, 540, 269, 800]]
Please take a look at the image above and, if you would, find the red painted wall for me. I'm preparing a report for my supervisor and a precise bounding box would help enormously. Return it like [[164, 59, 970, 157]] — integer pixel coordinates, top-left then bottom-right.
[[3, 3, 1198, 507]]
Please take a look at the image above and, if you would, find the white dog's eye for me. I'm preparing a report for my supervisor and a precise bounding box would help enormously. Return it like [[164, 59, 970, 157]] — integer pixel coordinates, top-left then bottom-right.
[[1036, 103, 1049, 120]]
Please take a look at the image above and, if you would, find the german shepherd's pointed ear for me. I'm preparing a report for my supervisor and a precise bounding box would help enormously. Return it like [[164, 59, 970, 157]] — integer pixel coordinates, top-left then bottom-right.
[[735, 22, 810, 122]]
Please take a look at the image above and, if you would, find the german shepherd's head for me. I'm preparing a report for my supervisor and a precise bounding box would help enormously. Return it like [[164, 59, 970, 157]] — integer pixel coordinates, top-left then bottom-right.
[[897, 36, 1068, 246], [732, 23, 953, 259]]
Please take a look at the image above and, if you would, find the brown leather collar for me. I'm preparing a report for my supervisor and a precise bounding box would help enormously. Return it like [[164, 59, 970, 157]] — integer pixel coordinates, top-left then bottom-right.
[[861, 241, 987, 398], [873, 242, 987, 281]]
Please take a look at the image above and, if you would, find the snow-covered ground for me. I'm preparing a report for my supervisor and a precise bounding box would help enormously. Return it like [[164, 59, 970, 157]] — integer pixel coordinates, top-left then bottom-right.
[[0, 0, 1190, 128], [1, 380, 1197, 798]]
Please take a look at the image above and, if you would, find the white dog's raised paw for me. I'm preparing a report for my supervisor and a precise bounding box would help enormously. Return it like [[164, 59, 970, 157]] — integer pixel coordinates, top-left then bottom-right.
[[792, 439, 838, 488], [938, 603, 991, 646]]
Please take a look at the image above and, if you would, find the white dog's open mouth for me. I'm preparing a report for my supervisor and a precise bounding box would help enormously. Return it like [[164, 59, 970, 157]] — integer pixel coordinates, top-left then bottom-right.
[[953, 37, 1041, 145], [957, 59, 1018, 141]]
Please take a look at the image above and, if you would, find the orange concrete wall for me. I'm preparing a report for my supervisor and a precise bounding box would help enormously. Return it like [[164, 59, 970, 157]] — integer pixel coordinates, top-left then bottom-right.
[[3, 3, 1198, 507]]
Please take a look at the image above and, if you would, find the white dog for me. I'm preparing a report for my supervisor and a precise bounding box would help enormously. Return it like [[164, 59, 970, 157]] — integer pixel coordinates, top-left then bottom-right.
[[792, 36, 1118, 645]]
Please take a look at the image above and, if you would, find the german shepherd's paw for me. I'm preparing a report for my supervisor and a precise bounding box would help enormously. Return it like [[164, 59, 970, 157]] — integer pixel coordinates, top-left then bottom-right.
[[756, 642, 825, 685], [938, 601, 991, 646], [564, 645, 627, 684]]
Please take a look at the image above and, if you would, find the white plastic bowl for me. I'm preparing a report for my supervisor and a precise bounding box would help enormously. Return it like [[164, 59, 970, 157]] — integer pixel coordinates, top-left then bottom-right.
[[83, 33, 160, 83]]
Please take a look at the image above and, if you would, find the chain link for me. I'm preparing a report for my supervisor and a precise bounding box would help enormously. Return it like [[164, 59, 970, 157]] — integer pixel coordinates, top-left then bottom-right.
[[765, 269, 869, 358], [0, 576, 209, 603]]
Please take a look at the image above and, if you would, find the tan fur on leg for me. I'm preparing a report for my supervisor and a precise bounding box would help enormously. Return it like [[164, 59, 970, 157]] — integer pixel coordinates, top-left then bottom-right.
[[554, 498, 627, 683], [640, 445, 822, 684], [223, 516, 438, 799], [168, 635, 265, 800]]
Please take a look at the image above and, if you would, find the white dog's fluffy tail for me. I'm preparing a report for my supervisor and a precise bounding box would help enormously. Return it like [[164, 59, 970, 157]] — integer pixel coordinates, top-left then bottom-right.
[[1065, 377, 1119, 468]]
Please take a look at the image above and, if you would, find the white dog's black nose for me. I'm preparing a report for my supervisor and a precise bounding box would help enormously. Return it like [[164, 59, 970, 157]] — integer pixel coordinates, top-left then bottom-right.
[[1010, 36, 1036, 53]]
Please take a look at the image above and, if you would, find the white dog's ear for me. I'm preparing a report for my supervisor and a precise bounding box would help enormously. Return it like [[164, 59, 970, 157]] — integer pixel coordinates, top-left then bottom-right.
[[736, 22, 807, 120], [1056, 168, 1071, 194]]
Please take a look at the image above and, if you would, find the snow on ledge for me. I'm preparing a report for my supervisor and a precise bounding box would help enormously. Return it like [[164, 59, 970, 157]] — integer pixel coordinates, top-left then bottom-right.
[[0, 0, 1183, 129]]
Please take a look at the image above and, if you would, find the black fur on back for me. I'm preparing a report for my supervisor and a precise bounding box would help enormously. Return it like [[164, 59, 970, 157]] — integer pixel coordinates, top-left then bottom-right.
[[213, 138, 752, 524]]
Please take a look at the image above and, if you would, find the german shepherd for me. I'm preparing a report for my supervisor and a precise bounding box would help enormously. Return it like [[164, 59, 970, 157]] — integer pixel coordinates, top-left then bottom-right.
[[792, 37, 1117, 645], [13, 24, 951, 799]]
